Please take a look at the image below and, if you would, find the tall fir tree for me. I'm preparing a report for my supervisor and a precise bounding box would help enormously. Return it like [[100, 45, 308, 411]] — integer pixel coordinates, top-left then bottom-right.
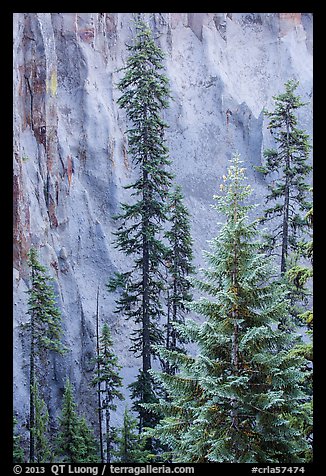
[[26, 247, 66, 462], [285, 203, 313, 461], [92, 322, 124, 463], [255, 79, 312, 274], [32, 380, 51, 463], [111, 17, 173, 432], [55, 378, 99, 463], [164, 185, 194, 375], [146, 154, 310, 463]]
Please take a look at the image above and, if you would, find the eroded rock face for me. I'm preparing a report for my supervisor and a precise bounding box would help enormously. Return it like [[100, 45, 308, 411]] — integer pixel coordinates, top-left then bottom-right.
[[13, 13, 312, 430]]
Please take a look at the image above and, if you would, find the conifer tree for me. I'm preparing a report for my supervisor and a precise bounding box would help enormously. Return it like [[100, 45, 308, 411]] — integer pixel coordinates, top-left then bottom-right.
[[26, 248, 66, 462], [92, 322, 124, 463], [128, 370, 160, 434], [285, 197, 313, 329], [111, 17, 173, 432], [78, 417, 100, 463], [113, 407, 152, 463], [256, 80, 312, 274], [285, 203, 313, 461], [55, 378, 84, 462], [55, 378, 99, 463], [164, 185, 194, 374], [32, 380, 51, 463], [147, 154, 310, 463], [13, 416, 25, 463]]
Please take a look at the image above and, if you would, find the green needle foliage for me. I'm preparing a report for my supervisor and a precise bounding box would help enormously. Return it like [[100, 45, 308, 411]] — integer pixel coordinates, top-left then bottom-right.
[[26, 248, 66, 357], [146, 154, 310, 463], [32, 380, 51, 463], [13, 416, 25, 463], [256, 80, 312, 274], [285, 203, 313, 462], [92, 323, 124, 463], [112, 17, 174, 432], [55, 378, 99, 463], [26, 248, 66, 462], [77, 417, 100, 463], [164, 185, 194, 374], [285, 196, 313, 329], [113, 406, 153, 463]]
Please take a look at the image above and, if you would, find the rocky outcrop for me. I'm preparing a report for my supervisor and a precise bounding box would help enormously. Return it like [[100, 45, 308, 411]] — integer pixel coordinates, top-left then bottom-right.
[[13, 13, 312, 431]]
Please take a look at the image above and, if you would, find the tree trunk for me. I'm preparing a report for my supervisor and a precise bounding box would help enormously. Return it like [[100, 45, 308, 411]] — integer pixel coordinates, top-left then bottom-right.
[[29, 315, 35, 463], [142, 237, 151, 374], [96, 286, 104, 463], [105, 388, 111, 463], [231, 302, 239, 430], [29, 267, 35, 463], [141, 158, 151, 433], [230, 190, 239, 431], [281, 182, 290, 274], [171, 261, 178, 352], [281, 112, 291, 275], [165, 285, 171, 375]]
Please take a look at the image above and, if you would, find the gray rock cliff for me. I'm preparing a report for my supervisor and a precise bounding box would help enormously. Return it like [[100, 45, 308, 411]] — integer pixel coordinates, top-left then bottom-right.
[[13, 12, 313, 433]]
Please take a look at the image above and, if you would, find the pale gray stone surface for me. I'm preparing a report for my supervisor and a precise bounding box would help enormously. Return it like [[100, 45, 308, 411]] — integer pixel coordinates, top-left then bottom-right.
[[13, 13, 312, 435]]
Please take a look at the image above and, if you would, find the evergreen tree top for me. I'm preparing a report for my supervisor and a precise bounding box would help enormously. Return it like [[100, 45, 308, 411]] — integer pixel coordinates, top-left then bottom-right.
[[60, 377, 77, 417], [56, 378, 99, 463], [212, 153, 255, 221], [92, 322, 124, 405], [27, 248, 48, 275], [125, 18, 166, 66], [100, 322, 114, 347], [117, 18, 170, 113], [264, 79, 309, 129], [26, 247, 66, 355], [271, 79, 306, 108]]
